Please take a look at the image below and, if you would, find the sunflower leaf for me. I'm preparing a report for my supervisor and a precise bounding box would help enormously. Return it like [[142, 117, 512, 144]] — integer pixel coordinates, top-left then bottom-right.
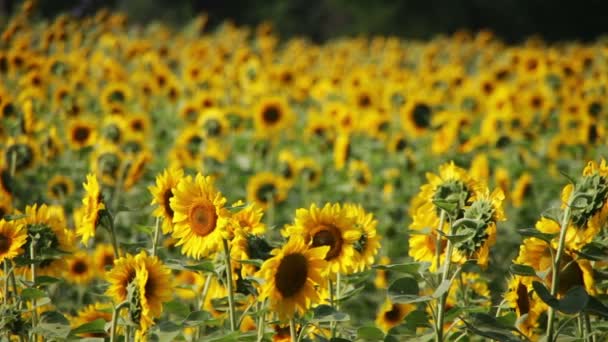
[[575, 242, 608, 261], [310, 304, 350, 323], [70, 318, 107, 336], [431, 279, 451, 298], [357, 326, 385, 340], [33, 311, 71, 339], [20, 287, 47, 300], [183, 310, 213, 327], [372, 262, 429, 275], [532, 281, 589, 314], [516, 228, 557, 243], [164, 300, 190, 321], [509, 263, 537, 277], [586, 295, 608, 318]]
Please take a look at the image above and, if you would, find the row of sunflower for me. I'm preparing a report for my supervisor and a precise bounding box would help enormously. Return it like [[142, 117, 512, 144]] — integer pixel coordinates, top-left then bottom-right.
[[0, 1, 608, 341]]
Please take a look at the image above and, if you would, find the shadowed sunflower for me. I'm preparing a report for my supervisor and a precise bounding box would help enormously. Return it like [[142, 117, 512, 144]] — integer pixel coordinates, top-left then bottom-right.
[[257, 236, 329, 320], [46, 175, 74, 201], [246, 172, 288, 210], [149, 168, 184, 234], [170, 173, 230, 259], [375, 299, 415, 333], [93, 243, 116, 277], [0, 219, 27, 263], [503, 275, 547, 339], [70, 302, 113, 338], [286, 203, 361, 274], [78, 173, 105, 246], [65, 251, 94, 285], [4, 135, 40, 173], [123, 150, 151, 191]]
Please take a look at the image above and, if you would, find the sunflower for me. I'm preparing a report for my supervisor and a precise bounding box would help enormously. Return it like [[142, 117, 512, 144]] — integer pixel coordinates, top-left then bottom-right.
[[170, 173, 230, 259], [286, 203, 361, 274], [100, 115, 127, 144], [198, 108, 230, 139], [297, 157, 322, 188], [65, 251, 95, 285], [511, 173, 532, 208], [277, 149, 299, 184], [348, 160, 372, 191], [345, 204, 380, 272], [93, 243, 116, 277], [91, 143, 125, 185], [231, 204, 267, 236], [401, 97, 435, 137], [123, 151, 151, 191], [503, 275, 547, 339], [106, 251, 172, 338], [0, 195, 12, 219], [70, 303, 112, 338], [149, 168, 184, 234], [46, 175, 74, 201], [78, 173, 106, 246], [173, 270, 206, 300], [3, 135, 40, 173], [254, 96, 293, 137], [374, 256, 391, 289], [257, 236, 329, 320], [231, 229, 273, 279], [333, 133, 351, 171], [101, 82, 131, 111], [246, 172, 289, 210], [67, 119, 97, 149], [0, 219, 27, 263], [127, 113, 150, 137], [375, 299, 415, 333]]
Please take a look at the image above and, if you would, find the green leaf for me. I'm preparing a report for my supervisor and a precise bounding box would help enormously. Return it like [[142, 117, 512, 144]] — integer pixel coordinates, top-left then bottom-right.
[[509, 264, 537, 277], [357, 326, 385, 341], [165, 259, 216, 273], [35, 275, 62, 286], [235, 259, 263, 267], [155, 321, 183, 341], [516, 228, 557, 243], [532, 281, 589, 314], [576, 242, 608, 261], [183, 310, 213, 327], [388, 276, 427, 304], [3, 214, 26, 221], [372, 262, 429, 275], [134, 224, 154, 235], [461, 314, 521, 342], [71, 318, 107, 336], [21, 287, 47, 300], [329, 338, 351, 342], [164, 300, 190, 321], [431, 280, 451, 298], [586, 295, 608, 318], [403, 310, 431, 331], [34, 311, 71, 338], [310, 304, 350, 323]]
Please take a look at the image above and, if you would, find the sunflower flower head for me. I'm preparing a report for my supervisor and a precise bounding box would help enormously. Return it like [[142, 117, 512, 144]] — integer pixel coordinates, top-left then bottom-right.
[[78, 173, 106, 246], [0, 219, 27, 263], [149, 168, 184, 234], [257, 236, 329, 320]]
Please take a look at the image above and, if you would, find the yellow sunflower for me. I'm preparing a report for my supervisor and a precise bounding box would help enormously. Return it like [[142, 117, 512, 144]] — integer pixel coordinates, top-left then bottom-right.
[[0, 219, 27, 263], [67, 119, 97, 150], [149, 168, 184, 234], [344, 204, 380, 272], [254, 96, 294, 138], [70, 303, 112, 338], [286, 203, 361, 274], [123, 151, 151, 191], [375, 299, 415, 333], [3, 135, 40, 173], [333, 133, 351, 171], [348, 160, 372, 192], [173, 270, 206, 300], [297, 157, 322, 188], [93, 243, 116, 277], [170, 173, 230, 259], [503, 276, 547, 339], [257, 236, 329, 320], [78, 173, 106, 246], [65, 251, 95, 285], [511, 172, 532, 208], [46, 175, 74, 201], [246, 172, 289, 210]]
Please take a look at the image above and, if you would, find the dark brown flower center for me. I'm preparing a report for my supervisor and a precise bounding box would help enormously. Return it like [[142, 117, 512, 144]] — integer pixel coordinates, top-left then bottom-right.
[[275, 253, 308, 298], [73, 126, 91, 143], [163, 189, 174, 218], [311, 225, 343, 260], [72, 260, 88, 275], [384, 304, 402, 323], [262, 105, 281, 125], [515, 282, 530, 316], [0, 235, 10, 254], [188, 204, 217, 236]]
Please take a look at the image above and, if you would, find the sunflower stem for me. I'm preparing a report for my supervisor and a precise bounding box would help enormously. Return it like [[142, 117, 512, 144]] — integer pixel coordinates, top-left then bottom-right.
[[111, 161, 130, 212], [3, 260, 9, 305], [105, 212, 121, 259], [29, 238, 37, 342], [546, 194, 573, 342], [289, 318, 297, 342], [256, 300, 265, 342], [9, 149, 16, 178], [110, 301, 129, 342], [331, 272, 342, 337], [151, 217, 161, 257], [198, 273, 213, 339], [436, 210, 452, 342], [577, 314, 584, 339], [583, 312, 594, 342], [434, 210, 446, 277], [222, 238, 237, 332]]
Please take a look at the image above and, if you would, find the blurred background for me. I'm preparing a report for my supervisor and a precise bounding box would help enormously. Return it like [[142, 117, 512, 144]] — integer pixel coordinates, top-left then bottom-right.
[[2, 0, 608, 43]]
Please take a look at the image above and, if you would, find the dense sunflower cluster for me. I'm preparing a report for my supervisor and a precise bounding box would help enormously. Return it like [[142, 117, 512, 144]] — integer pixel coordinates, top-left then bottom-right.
[[1, 2, 608, 341]]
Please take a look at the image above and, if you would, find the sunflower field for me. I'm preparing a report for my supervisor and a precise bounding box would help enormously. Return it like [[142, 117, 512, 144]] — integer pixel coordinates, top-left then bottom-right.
[[1, 2, 608, 342]]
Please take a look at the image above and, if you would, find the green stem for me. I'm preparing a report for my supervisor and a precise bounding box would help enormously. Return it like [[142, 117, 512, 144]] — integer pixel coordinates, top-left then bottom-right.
[[29, 239, 37, 341], [151, 217, 161, 257], [436, 210, 452, 342], [256, 301, 265, 342], [577, 314, 584, 339], [197, 273, 213, 339], [583, 313, 594, 342], [434, 210, 447, 275], [9, 150, 17, 178], [289, 318, 297, 342], [110, 301, 129, 342], [331, 273, 342, 337], [105, 212, 121, 259], [329, 278, 336, 337], [222, 239, 237, 331], [546, 196, 573, 342], [3, 260, 9, 305]]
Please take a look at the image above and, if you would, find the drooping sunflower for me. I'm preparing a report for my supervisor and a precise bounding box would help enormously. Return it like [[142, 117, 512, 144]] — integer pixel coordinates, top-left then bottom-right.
[[78, 173, 106, 246], [123, 151, 151, 191], [348, 160, 372, 192], [149, 168, 184, 234], [67, 119, 97, 149], [246, 172, 289, 210], [70, 303, 113, 338], [511, 172, 532, 208], [286, 203, 361, 274], [375, 299, 415, 333], [3, 135, 40, 173], [344, 204, 380, 272], [91, 143, 125, 185], [257, 236, 329, 320], [0, 219, 27, 263], [170, 173, 230, 259], [46, 175, 74, 201], [254, 96, 294, 137], [65, 251, 95, 285]]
